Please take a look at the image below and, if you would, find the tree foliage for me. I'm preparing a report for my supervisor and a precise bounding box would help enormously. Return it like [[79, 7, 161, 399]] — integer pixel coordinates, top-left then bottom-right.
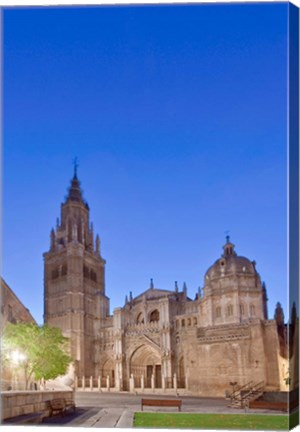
[[2, 322, 71, 388]]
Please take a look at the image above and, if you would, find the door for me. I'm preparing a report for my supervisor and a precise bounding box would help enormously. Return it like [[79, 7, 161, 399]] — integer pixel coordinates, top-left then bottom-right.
[[146, 365, 153, 388], [155, 365, 162, 388]]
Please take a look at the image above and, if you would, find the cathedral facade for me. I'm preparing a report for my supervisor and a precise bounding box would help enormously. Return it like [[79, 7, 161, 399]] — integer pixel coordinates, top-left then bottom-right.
[[44, 172, 289, 396]]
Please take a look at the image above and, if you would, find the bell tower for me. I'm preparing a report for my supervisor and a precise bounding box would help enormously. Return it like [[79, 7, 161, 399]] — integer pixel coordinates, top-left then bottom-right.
[[44, 166, 109, 378]]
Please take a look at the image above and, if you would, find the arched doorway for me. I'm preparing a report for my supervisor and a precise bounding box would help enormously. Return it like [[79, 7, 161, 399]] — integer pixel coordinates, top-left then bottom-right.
[[101, 358, 115, 387], [130, 344, 162, 388]]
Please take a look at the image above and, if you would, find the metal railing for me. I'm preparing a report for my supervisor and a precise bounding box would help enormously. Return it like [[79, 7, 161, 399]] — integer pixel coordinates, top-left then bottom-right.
[[229, 381, 265, 408]]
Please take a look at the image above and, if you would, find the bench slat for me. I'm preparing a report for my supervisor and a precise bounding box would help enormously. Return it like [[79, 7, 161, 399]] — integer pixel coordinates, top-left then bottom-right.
[[249, 401, 288, 412], [141, 398, 182, 412]]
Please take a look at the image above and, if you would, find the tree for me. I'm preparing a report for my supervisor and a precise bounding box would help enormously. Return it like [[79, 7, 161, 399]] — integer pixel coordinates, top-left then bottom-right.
[[2, 322, 71, 389]]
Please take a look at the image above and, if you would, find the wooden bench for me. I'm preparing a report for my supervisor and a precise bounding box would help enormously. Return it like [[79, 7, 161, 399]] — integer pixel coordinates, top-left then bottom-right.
[[45, 398, 76, 417], [141, 398, 182, 412], [3, 412, 44, 425], [65, 398, 76, 412], [249, 400, 288, 412]]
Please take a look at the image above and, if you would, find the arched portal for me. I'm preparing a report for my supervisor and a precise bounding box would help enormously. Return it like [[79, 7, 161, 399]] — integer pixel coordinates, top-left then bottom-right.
[[101, 358, 115, 387], [130, 344, 162, 388]]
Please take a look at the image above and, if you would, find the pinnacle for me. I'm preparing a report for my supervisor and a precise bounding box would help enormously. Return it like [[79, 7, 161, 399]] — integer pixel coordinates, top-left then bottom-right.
[[66, 174, 84, 203]]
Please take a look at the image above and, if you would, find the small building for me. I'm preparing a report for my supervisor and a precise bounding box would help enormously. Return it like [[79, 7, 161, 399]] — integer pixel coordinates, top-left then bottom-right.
[[1, 278, 36, 390]]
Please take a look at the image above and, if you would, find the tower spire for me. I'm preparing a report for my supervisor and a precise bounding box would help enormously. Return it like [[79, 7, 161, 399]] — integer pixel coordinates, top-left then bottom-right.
[[73, 157, 79, 179], [66, 164, 84, 203]]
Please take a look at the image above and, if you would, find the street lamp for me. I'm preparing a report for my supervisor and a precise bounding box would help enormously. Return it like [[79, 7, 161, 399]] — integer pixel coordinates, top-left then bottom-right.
[[8, 350, 27, 390], [11, 350, 26, 365]]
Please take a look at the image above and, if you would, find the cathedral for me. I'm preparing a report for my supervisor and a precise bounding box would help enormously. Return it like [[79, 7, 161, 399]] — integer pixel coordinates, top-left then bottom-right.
[[44, 170, 292, 396]]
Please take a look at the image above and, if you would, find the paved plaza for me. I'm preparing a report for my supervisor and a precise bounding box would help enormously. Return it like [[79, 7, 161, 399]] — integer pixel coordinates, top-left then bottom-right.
[[41, 391, 284, 428]]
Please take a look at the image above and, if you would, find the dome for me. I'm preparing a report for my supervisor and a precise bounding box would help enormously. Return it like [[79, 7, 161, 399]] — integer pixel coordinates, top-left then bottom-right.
[[204, 237, 257, 282]]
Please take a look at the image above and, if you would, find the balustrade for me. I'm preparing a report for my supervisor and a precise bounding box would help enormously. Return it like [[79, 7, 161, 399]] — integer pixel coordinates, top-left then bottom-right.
[[126, 320, 160, 333], [74, 372, 185, 392]]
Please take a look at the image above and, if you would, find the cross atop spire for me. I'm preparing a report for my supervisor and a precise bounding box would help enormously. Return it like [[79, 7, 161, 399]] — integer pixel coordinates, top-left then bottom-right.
[[225, 230, 230, 244], [73, 157, 79, 178], [65, 162, 85, 204]]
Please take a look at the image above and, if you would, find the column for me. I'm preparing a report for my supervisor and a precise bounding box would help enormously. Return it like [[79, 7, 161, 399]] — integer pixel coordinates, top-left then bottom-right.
[[151, 374, 155, 391], [129, 374, 135, 393], [162, 375, 166, 392], [141, 375, 145, 392], [173, 373, 177, 393], [113, 309, 124, 391]]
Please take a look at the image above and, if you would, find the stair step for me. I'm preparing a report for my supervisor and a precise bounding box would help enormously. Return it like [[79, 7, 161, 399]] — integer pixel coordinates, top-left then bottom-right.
[[229, 381, 264, 409]]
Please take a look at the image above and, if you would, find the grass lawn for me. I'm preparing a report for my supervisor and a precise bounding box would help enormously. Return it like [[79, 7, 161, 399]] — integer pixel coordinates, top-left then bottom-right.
[[290, 410, 299, 430], [133, 412, 292, 430]]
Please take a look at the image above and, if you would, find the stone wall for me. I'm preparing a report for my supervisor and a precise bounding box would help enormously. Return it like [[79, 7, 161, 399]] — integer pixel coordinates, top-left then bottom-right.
[[1, 278, 36, 328], [1, 390, 74, 420], [262, 321, 282, 390], [184, 320, 277, 397]]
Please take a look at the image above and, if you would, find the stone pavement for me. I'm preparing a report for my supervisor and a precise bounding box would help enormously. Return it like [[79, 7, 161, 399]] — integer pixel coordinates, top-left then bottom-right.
[[75, 407, 134, 428], [42, 392, 286, 428]]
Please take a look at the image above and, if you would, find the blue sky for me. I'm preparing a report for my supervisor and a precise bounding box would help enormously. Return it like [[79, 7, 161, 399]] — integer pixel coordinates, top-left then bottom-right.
[[3, 3, 288, 325]]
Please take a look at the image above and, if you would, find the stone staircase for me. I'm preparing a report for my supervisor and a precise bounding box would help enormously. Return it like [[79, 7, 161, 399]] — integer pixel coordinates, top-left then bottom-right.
[[229, 381, 265, 409]]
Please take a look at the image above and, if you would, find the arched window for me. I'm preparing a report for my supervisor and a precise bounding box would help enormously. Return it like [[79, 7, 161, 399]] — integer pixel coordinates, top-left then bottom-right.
[[193, 317, 198, 326], [187, 318, 191, 326], [61, 264, 67, 276], [149, 309, 159, 322], [77, 220, 82, 243], [227, 304, 233, 317], [90, 269, 97, 282], [52, 268, 59, 280], [250, 304, 256, 316], [216, 306, 221, 318], [83, 265, 90, 278], [68, 220, 72, 242], [136, 312, 144, 324], [181, 319, 185, 327], [240, 304, 245, 315]]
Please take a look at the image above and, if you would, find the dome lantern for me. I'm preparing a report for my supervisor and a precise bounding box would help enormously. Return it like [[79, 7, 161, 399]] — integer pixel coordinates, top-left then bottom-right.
[[222, 235, 237, 257]]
